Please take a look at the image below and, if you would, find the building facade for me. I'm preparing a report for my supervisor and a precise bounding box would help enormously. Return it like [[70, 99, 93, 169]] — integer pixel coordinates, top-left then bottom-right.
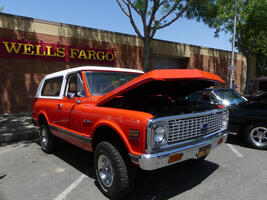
[[0, 13, 247, 113]]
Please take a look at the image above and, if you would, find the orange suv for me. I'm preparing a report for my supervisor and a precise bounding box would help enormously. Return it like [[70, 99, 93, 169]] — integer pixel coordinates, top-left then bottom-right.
[[32, 66, 228, 199]]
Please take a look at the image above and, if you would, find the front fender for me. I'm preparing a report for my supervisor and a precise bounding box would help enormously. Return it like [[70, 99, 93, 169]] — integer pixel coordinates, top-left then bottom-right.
[[91, 119, 142, 156]]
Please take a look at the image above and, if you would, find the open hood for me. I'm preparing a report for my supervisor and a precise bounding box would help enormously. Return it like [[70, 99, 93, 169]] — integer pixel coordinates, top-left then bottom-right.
[[96, 69, 225, 106]]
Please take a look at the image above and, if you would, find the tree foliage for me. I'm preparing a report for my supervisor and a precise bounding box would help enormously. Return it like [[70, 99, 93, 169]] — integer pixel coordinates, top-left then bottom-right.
[[187, 0, 267, 90], [116, 0, 197, 72]]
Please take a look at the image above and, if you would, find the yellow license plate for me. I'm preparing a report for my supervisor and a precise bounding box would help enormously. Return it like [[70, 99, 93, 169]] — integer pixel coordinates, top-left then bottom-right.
[[197, 144, 211, 158]]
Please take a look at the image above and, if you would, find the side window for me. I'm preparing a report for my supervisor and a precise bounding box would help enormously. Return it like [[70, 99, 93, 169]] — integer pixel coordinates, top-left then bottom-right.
[[66, 73, 86, 97], [41, 76, 63, 97]]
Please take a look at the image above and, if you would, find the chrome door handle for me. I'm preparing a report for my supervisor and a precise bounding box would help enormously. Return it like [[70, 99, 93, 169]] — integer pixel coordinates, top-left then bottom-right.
[[57, 104, 63, 111]]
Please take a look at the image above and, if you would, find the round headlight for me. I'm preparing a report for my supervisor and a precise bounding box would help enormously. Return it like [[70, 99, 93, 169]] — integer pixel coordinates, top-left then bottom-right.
[[154, 126, 165, 143]]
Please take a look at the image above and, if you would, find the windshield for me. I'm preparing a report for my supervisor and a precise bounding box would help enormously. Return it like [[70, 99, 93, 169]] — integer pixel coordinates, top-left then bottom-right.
[[213, 89, 247, 106], [85, 71, 142, 96]]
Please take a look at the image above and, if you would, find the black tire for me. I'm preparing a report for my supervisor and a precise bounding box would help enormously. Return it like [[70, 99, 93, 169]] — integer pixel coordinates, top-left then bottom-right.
[[39, 123, 58, 153], [244, 123, 267, 150], [94, 141, 135, 199]]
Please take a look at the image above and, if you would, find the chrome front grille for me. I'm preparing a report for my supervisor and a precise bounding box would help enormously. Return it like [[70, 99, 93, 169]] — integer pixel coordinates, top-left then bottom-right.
[[168, 111, 223, 143]]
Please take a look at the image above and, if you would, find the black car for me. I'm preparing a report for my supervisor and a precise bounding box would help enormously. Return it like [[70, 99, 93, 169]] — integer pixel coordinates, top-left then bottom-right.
[[186, 88, 247, 107], [228, 93, 267, 149]]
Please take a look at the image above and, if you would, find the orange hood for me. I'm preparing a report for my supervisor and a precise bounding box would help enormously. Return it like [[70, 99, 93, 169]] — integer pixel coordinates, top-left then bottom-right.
[[96, 69, 225, 106]]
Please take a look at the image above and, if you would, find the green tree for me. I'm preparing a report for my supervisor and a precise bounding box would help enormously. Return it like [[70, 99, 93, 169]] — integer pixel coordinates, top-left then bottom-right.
[[116, 0, 197, 72], [187, 0, 267, 92], [256, 51, 267, 76]]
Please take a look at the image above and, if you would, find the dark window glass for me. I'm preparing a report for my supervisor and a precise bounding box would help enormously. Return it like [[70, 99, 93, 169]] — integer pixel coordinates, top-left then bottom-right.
[[186, 91, 211, 103], [66, 74, 86, 97], [213, 89, 246, 105], [85, 71, 142, 96], [41, 77, 63, 97]]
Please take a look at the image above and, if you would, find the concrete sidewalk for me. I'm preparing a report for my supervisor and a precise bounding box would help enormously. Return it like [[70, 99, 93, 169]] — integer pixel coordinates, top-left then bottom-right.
[[0, 112, 38, 144]]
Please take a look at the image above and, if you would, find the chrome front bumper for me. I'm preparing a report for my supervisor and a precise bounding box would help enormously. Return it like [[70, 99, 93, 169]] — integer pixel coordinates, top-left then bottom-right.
[[130, 130, 228, 170]]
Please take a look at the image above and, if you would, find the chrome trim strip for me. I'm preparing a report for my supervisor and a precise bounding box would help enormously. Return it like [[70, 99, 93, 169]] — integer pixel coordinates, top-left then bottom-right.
[[152, 108, 227, 123], [49, 125, 92, 144], [146, 119, 153, 153]]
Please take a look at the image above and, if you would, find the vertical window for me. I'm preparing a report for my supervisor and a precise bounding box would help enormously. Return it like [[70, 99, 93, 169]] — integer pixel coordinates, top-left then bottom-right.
[[41, 76, 63, 97], [66, 73, 86, 97]]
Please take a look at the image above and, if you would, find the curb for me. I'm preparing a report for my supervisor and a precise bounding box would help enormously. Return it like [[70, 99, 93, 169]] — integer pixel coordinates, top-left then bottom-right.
[[0, 130, 39, 144]]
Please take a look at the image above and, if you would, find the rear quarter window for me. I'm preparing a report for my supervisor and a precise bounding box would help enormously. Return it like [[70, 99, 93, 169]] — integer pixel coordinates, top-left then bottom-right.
[[41, 76, 63, 97]]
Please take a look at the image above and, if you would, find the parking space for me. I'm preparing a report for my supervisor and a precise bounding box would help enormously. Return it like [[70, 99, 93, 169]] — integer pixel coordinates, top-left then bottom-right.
[[0, 135, 266, 200]]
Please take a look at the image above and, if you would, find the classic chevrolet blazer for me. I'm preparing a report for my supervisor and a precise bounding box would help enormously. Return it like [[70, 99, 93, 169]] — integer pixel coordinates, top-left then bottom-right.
[[32, 66, 228, 199]]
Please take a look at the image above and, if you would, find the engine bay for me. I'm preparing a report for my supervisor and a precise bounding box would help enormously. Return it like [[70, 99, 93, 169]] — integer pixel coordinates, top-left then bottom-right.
[[101, 94, 218, 118]]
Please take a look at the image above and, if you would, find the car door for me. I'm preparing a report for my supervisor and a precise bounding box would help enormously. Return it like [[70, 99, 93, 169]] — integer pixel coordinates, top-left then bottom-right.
[[54, 73, 86, 130]]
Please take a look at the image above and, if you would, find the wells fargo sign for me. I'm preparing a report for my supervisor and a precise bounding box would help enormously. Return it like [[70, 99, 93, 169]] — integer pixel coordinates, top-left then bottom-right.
[[0, 38, 115, 65]]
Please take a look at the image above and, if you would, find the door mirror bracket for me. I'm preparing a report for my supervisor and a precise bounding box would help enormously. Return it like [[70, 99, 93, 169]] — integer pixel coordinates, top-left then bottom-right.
[[67, 92, 81, 104]]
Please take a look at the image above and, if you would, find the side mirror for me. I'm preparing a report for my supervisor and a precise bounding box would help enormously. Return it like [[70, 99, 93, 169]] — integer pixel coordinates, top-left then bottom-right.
[[67, 92, 80, 104], [67, 92, 75, 99]]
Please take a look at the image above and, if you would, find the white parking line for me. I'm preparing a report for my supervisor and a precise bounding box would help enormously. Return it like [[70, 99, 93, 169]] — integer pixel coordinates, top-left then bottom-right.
[[226, 144, 244, 158], [54, 174, 87, 200]]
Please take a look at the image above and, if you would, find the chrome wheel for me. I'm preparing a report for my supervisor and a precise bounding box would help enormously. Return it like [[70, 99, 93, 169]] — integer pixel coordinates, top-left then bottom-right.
[[40, 127, 48, 147], [97, 154, 114, 187], [249, 126, 267, 147]]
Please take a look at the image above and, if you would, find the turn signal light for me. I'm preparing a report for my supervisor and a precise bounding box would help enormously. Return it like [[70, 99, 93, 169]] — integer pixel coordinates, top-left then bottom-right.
[[168, 153, 183, 163], [217, 104, 225, 109]]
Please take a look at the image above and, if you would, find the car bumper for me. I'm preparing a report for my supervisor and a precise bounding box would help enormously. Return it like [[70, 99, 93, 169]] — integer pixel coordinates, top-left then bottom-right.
[[130, 130, 228, 170]]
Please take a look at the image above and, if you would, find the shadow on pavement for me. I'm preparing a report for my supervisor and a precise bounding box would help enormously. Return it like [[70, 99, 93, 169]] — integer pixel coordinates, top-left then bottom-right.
[[0, 112, 37, 134], [33, 139, 219, 200], [226, 133, 249, 148], [48, 141, 95, 178], [127, 160, 219, 200]]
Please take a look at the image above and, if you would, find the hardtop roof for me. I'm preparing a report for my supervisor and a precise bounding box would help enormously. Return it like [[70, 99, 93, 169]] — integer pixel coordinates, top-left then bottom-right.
[[44, 66, 144, 79]]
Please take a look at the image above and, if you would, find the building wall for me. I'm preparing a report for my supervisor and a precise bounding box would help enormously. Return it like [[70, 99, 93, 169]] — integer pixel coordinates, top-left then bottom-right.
[[0, 13, 247, 113]]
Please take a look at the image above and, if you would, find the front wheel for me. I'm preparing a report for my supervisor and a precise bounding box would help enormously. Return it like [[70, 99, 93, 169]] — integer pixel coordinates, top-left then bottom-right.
[[245, 124, 267, 150], [94, 141, 135, 199]]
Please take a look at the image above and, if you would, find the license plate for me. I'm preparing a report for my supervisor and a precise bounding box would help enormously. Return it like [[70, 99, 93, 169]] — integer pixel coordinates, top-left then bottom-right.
[[197, 144, 211, 158]]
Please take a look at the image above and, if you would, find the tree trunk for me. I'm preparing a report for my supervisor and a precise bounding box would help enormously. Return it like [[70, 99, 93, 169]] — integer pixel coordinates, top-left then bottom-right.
[[142, 37, 151, 72], [244, 54, 257, 94], [245, 55, 251, 94]]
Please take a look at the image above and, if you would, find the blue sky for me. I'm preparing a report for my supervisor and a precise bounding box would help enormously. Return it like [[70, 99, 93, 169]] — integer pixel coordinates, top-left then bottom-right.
[[1, 0, 233, 51]]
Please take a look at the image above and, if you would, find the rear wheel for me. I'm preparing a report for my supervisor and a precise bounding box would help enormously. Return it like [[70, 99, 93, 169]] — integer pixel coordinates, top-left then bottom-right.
[[245, 124, 267, 150], [39, 123, 58, 153], [94, 141, 135, 199]]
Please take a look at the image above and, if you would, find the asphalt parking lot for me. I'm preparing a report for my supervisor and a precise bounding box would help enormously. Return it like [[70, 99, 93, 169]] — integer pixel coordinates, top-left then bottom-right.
[[0, 134, 266, 200]]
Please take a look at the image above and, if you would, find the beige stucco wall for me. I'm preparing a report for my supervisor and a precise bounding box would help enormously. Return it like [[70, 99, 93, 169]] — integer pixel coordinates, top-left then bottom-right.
[[0, 13, 249, 113], [0, 12, 246, 62]]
